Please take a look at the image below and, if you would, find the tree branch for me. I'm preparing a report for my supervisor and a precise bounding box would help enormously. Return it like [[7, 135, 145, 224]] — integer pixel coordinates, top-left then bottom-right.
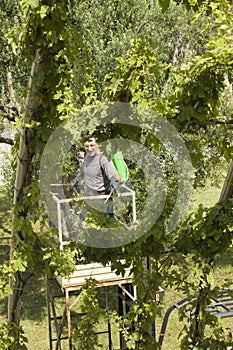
[[0, 71, 21, 122], [137, 21, 150, 34], [172, 33, 184, 66], [0, 135, 14, 145], [7, 71, 21, 114], [0, 104, 19, 122], [209, 119, 233, 124]]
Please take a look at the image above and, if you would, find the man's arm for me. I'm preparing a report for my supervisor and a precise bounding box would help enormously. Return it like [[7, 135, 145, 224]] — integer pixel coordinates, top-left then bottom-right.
[[109, 176, 120, 193], [100, 155, 121, 181], [70, 172, 81, 187]]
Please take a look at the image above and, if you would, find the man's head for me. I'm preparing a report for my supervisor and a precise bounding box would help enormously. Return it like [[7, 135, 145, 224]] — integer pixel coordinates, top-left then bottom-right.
[[84, 137, 99, 156]]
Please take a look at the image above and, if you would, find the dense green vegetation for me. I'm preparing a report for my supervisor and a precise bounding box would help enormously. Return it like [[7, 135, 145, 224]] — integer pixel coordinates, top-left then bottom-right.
[[1, 184, 232, 349], [0, 0, 233, 349]]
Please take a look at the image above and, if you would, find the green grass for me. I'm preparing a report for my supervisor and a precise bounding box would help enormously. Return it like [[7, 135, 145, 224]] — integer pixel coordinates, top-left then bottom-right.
[[156, 262, 233, 350], [0, 184, 232, 349], [190, 185, 222, 210]]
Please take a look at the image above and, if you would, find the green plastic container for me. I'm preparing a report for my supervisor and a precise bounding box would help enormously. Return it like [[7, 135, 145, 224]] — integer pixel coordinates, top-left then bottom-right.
[[112, 151, 128, 183]]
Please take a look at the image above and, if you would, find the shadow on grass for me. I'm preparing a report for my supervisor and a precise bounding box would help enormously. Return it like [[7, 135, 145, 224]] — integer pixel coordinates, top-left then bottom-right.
[[0, 272, 49, 322], [216, 250, 233, 268], [20, 273, 48, 322], [0, 187, 48, 322]]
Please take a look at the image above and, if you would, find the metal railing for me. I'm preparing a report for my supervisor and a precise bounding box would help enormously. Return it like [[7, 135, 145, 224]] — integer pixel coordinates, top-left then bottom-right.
[[50, 183, 137, 249]]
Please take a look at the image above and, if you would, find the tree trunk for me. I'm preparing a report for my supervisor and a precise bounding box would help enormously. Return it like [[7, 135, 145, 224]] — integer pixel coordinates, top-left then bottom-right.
[[8, 49, 41, 335], [218, 160, 233, 202]]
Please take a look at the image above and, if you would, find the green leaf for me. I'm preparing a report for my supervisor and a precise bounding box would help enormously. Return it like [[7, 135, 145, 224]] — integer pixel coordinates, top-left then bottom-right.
[[12, 258, 27, 272], [20, 0, 39, 13], [158, 0, 170, 12], [4, 284, 12, 295], [39, 5, 49, 19], [28, 0, 39, 7]]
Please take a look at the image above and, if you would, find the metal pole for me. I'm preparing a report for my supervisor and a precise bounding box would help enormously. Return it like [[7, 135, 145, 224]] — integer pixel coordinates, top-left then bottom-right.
[[219, 160, 233, 202], [45, 276, 53, 350], [105, 287, 112, 350], [132, 191, 136, 222], [65, 289, 72, 350], [118, 286, 124, 348], [57, 202, 63, 250]]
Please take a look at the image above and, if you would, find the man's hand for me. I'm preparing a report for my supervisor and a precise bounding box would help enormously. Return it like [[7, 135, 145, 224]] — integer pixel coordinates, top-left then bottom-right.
[[110, 177, 120, 193], [114, 173, 121, 182], [70, 179, 76, 187], [70, 173, 81, 188]]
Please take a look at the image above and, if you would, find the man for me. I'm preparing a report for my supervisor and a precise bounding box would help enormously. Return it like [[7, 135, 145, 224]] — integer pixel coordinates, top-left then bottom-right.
[[71, 137, 121, 223], [71, 137, 121, 194]]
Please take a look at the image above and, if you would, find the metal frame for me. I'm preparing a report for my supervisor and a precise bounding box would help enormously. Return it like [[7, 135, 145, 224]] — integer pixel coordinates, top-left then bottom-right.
[[46, 188, 168, 349], [118, 283, 136, 349], [46, 264, 136, 350], [158, 289, 233, 347], [50, 184, 136, 250], [46, 184, 137, 348]]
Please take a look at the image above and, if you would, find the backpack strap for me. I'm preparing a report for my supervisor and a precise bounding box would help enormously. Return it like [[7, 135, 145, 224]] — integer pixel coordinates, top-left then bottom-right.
[[99, 153, 111, 193], [99, 153, 106, 173]]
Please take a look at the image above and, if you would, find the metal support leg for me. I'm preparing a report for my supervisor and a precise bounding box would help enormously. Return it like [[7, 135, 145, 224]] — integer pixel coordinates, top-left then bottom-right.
[[118, 286, 125, 349], [118, 283, 135, 349], [65, 289, 72, 350], [105, 287, 112, 350], [46, 276, 53, 350], [46, 276, 62, 350]]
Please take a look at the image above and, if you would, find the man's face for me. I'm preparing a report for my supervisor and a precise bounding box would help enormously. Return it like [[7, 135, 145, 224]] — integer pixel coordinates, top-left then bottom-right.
[[84, 139, 99, 156]]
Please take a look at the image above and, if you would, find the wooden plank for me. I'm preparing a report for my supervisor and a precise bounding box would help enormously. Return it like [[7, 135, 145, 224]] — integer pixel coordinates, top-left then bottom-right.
[[57, 276, 133, 290], [56, 262, 133, 289]]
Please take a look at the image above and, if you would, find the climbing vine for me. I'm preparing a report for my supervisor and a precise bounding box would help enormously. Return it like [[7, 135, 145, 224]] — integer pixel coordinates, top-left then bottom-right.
[[1, 0, 233, 349], [0, 322, 28, 350], [72, 279, 105, 350], [1, 1, 90, 347]]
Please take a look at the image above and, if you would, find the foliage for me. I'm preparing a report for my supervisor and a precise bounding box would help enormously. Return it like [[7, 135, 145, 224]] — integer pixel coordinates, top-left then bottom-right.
[[73, 0, 214, 99], [71, 0, 151, 97], [169, 36, 233, 128], [102, 2, 233, 186], [159, 0, 232, 13], [0, 0, 89, 344], [0, 0, 26, 104], [0, 321, 28, 349], [72, 278, 104, 350], [175, 199, 233, 260], [0, 0, 233, 349], [117, 259, 161, 350], [170, 199, 233, 348], [0, 150, 14, 191], [104, 38, 167, 106], [6, 0, 90, 274]]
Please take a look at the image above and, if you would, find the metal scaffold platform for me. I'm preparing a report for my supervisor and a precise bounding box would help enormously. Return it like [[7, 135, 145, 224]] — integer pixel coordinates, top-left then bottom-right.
[[45, 184, 139, 349], [46, 262, 136, 350]]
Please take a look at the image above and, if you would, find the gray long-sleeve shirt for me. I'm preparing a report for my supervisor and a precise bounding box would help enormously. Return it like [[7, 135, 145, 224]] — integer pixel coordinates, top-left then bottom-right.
[[82, 152, 118, 192]]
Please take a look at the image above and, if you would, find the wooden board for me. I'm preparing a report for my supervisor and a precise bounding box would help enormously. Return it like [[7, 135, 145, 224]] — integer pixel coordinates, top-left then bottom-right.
[[56, 262, 133, 290]]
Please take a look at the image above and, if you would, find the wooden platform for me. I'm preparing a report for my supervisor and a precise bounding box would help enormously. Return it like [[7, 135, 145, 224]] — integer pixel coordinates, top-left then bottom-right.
[[56, 262, 133, 292]]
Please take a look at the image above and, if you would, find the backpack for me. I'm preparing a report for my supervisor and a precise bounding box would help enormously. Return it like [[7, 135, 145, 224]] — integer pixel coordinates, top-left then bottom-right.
[[99, 151, 128, 193], [111, 151, 128, 183]]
